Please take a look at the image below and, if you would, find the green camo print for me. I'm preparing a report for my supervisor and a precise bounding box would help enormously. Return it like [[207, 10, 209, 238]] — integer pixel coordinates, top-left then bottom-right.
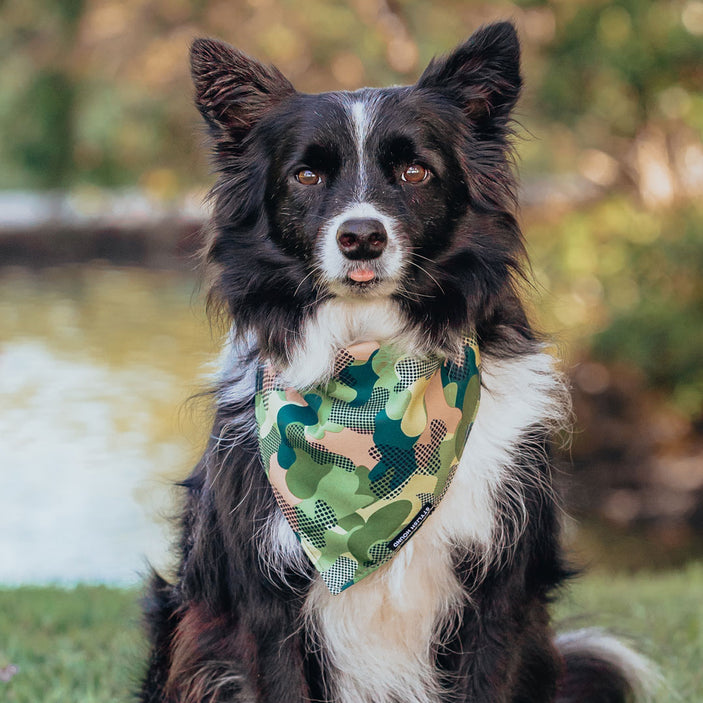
[[255, 335, 481, 594]]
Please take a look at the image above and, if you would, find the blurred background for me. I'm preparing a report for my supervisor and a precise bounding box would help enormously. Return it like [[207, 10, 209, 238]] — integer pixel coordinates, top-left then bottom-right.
[[1, 0, 702, 586]]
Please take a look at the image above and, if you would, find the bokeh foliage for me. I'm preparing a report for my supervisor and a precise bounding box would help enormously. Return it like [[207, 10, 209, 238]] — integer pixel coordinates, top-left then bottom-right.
[[529, 199, 703, 420], [2, 0, 700, 192], [1, 0, 702, 428]]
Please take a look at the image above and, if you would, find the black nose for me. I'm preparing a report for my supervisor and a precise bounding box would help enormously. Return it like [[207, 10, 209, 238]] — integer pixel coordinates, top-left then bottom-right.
[[336, 218, 388, 260]]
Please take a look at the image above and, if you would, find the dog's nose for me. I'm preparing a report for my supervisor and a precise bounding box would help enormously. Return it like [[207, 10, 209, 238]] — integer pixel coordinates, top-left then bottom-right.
[[336, 219, 388, 260]]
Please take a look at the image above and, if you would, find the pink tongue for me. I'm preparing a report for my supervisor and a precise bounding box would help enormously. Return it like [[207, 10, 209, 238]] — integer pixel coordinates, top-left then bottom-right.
[[349, 268, 376, 282]]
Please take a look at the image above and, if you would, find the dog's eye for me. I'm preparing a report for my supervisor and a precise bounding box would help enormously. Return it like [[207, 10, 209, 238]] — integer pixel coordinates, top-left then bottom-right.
[[401, 164, 430, 184], [295, 169, 322, 185]]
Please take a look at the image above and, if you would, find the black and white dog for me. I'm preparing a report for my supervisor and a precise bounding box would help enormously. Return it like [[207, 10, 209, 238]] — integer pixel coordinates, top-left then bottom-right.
[[140, 22, 653, 703]]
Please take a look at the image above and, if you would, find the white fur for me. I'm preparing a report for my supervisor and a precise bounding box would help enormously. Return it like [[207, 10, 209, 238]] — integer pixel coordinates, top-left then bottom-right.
[[278, 297, 421, 389], [180, 666, 253, 703], [256, 509, 309, 590], [212, 331, 259, 449], [348, 96, 378, 197], [556, 628, 662, 702], [216, 330, 258, 405]]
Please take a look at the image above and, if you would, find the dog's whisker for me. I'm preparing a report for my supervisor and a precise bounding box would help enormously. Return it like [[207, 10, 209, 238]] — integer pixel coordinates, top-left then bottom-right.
[[407, 249, 436, 264], [293, 266, 322, 297], [408, 258, 446, 294]]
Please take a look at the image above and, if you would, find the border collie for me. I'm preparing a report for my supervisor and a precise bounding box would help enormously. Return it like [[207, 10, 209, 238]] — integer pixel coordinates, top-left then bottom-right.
[[140, 21, 654, 703]]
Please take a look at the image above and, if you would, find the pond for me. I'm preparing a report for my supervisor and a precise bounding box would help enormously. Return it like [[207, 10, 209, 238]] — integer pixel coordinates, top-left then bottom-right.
[[2, 264, 698, 586], [0, 265, 218, 585]]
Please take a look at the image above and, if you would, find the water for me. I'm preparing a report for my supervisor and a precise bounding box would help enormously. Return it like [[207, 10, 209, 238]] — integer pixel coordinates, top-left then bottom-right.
[[2, 265, 694, 586], [0, 265, 218, 585]]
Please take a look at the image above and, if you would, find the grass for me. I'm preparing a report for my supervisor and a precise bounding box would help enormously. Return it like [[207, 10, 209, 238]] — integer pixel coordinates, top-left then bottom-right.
[[552, 562, 703, 701], [1, 564, 702, 702], [0, 586, 143, 703]]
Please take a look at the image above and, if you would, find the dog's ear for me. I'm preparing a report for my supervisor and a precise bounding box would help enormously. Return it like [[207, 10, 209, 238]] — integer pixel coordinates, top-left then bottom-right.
[[190, 38, 295, 139], [417, 22, 521, 125]]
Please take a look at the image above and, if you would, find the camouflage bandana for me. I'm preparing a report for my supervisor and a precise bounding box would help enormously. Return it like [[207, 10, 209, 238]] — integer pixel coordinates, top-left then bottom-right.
[[254, 335, 481, 594]]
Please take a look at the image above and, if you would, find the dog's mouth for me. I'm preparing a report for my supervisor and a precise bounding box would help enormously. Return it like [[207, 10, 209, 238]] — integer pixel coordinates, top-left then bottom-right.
[[346, 266, 379, 285], [339, 262, 395, 294], [321, 262, 397, 297]]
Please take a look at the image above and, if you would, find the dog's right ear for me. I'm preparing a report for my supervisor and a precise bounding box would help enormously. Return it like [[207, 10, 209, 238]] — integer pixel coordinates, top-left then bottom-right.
[[190, 38, 295, 140]]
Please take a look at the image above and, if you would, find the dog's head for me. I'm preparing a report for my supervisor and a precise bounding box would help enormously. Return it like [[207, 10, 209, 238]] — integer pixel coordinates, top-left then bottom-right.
[[192, 22, 529, 360]]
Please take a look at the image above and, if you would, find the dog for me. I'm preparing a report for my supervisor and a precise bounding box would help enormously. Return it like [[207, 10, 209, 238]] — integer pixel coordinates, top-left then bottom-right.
[[139, 21, 655, 703]]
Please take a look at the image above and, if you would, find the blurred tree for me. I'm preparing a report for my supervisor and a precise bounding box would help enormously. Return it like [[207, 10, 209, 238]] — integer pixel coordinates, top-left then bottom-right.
[[2, 0, 85, 189], [531, 0, 703, 205]]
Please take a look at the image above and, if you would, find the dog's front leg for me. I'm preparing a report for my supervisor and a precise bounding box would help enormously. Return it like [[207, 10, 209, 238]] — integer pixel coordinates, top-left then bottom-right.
[[153, 590, 310, 703], [446, 601, 561, 703], [438, 559, 563, 703], [141, 446, 314, 702]]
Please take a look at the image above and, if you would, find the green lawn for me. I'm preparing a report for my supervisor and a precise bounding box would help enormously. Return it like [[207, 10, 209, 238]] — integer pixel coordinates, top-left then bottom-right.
[[0, 586, 143, 703], [551, 563, 703, 702], [1, 564, 701, 702]]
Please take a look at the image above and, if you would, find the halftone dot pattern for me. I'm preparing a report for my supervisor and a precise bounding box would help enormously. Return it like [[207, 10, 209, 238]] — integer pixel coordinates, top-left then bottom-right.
[[328, 386, 389, 432], [257, 366, 286, 394], [413, 419, 447, 475], [255, 334, 480, 594], [272, 486, 300, 531], [446, 355, 471, 382], [337, 367, 358, 389], [395, 356, 439, 390], [294, 499, 337, 550], [368, 542, 393, 562], [333, 349, 355, 377], [322, 555, 357, 593], [369, 445, 417, 496], [306, 438, 364, 472], [430, 418, 446, 444], [314, 498, 337, 527], [258, 422, 282, 469], [415, 450, 441, 478]]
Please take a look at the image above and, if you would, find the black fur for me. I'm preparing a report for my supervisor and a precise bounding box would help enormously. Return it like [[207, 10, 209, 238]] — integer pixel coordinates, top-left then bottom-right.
[[139, 22, 645, 703], [556, 653, 633, 703]]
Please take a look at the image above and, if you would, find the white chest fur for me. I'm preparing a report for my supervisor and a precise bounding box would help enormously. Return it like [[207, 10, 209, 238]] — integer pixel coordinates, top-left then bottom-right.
[[240, 300, 568, 703]]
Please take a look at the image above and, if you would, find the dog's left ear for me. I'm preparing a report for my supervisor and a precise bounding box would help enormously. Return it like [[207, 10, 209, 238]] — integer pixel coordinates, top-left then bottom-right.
[[417, 22, 521, 125]]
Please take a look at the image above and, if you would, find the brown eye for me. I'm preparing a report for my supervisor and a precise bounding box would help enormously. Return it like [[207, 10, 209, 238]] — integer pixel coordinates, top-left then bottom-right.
[[401, 164, 429, 184], [295, 168, 321, 185]]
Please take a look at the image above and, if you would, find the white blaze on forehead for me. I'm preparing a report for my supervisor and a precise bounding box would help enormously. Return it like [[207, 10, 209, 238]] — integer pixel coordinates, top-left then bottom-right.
[[347, 95, 379, 198], [313, 94, 405, 295]]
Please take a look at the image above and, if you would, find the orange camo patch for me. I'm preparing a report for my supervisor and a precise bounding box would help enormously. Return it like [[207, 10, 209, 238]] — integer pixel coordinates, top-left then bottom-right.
[[346, 340, 381, 362], [416, 367, 462, 446], [284, 387, 307, 405], [309, 426, 380, 470]]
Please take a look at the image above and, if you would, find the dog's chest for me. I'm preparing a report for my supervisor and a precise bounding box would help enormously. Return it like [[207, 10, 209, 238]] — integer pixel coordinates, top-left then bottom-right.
[[282, 350, 565, 703], [304, 525, 460, 703]]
